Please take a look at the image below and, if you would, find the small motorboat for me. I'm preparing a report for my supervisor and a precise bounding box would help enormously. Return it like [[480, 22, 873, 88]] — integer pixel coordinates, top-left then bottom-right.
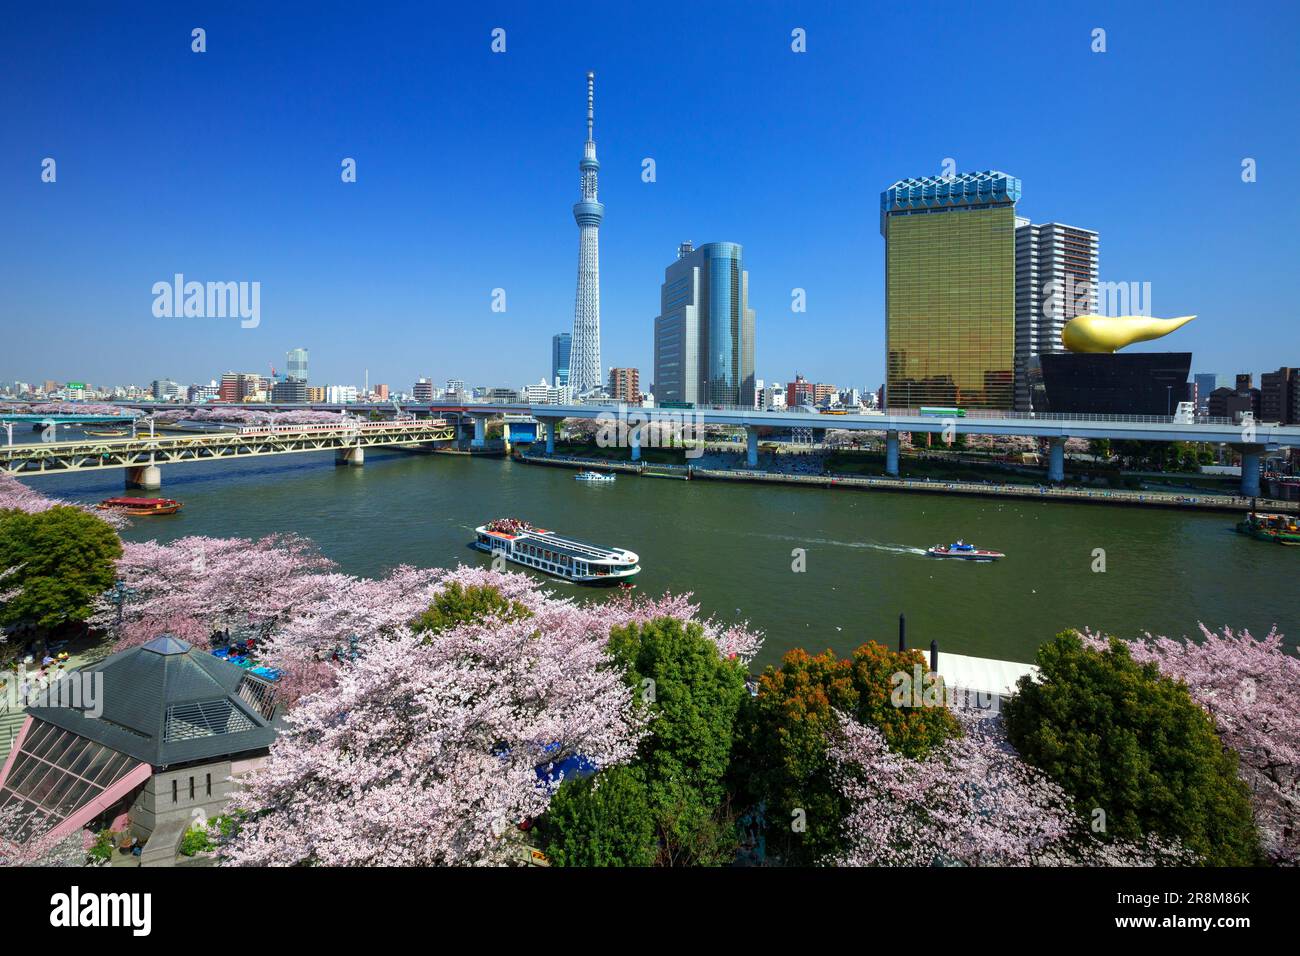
[[84, 428, 129, 437], [574, 471, 616, 482], [96, 497, 183, 516], [926, 540, 1004, 561]]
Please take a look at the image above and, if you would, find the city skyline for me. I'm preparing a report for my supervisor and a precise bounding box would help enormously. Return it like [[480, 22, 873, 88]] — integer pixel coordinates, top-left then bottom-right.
[[3, 4, 1298, 392]]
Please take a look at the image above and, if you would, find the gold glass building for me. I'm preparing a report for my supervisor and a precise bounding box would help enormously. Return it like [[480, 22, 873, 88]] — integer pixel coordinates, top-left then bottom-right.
[[881, 171, 1020, 410]]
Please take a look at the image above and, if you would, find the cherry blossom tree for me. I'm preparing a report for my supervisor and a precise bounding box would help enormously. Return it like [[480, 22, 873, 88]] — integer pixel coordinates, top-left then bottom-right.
[[827, 707, 1195, 867], [24, 403, 137, 418], [115, 612, 212, 652], [222, 618, 647, 866], [152, 408, 351, 426], [105, 534, 336, 633], [0, 805, 86, 867], [0, 475, 127, 529], [1083, 625, 1299, 865]]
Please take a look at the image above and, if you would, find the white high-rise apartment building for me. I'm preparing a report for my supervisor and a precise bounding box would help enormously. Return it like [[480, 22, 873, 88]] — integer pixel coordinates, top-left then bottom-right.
[[1014, 219, 1099, 410]]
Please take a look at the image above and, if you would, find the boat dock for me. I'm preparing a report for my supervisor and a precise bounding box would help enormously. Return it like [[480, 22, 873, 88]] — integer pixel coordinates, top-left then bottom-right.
[[932, 650, 1039, 699]]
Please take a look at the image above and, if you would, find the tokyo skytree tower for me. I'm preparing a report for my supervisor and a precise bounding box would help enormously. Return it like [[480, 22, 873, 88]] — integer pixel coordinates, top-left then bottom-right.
[[568, 71, 604, 398]]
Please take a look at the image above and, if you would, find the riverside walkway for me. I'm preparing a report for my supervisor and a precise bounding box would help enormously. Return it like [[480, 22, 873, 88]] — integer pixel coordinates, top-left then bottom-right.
[[519, 452, 1298, 514]]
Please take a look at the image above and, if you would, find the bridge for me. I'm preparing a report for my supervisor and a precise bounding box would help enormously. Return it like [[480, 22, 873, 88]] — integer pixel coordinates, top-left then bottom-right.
[[5, 400, 1296, 496], [0, 419, 455, 489], [470, 402, 1300, 498]]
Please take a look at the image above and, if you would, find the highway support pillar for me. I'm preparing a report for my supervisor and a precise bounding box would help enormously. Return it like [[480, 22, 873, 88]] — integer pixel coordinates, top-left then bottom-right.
[[336, 446, 364, 467], [746, 427, 758, 468], [630, 423, 641, 462], [471, 415, 487, 448], [1048, 437, 1066, 483], [541, 418, 558, 456], [885, 430, 900, 477], [125, 463, 161, 490], [1235, 444, 1264, 497]]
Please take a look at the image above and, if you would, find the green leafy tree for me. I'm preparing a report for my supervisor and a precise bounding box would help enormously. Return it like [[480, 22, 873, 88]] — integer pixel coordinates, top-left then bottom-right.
[[541, 765, 656, 867], [735, 642, 961, 865], [546, 617, 748, 866], [409, 582, 530, 637], [1003, 631, 1261, 866], [609, 617, 748, 806], [0, 506, 122, 630]]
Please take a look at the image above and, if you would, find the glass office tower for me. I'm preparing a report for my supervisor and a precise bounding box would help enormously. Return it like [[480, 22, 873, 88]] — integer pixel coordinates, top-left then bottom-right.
[[653, 241, 756, 407], [551, 332, 571, 388], [881, 171, 1020, 410], [286, 348, 309, 383]]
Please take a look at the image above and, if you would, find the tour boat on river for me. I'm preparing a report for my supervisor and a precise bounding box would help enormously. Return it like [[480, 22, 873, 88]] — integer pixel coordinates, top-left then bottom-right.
[[96, 497, 183, 516], [926, 540, 1004, 561], [575, 471, 616, 482], [474, 518, 640, 584]]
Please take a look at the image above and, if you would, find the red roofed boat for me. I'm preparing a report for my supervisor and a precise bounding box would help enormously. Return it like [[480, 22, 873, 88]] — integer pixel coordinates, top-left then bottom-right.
[[96, 497, 183, 516]]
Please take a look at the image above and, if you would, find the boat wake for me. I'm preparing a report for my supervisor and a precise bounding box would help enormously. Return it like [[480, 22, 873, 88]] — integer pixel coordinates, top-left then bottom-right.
[[745, 531, 927, 556]]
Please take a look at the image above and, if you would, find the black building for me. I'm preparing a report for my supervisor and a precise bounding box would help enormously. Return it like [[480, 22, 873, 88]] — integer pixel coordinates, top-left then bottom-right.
[[271, 378, 307, 403], [1028, 352, 1191, 416]]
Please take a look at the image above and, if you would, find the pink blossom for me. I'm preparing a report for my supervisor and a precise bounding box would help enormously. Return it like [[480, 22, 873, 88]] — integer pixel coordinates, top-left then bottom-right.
[[1081, 625, 1299, 864], [828, 707, 1195, 866], [223, 619, 647, 866]]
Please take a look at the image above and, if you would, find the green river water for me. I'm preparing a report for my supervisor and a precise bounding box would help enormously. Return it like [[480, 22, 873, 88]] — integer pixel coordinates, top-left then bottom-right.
[[25, 447, 1298, 668]]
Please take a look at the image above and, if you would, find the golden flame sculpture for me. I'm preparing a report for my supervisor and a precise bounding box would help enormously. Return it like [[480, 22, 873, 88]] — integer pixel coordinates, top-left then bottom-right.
[[1061, 314, 1196, 353]]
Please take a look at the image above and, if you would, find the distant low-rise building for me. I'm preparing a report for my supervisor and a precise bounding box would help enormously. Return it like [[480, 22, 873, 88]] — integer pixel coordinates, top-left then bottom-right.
[[522, 379, 565, 404], [151, 379, 184, 402], [1208, 374, 1261, 422]]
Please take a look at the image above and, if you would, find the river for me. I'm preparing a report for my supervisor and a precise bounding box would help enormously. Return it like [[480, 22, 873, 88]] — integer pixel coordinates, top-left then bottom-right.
[[17, 441, 1297, 668]]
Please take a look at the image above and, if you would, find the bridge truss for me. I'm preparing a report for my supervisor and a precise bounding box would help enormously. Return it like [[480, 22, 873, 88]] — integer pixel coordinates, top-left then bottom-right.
[[0, 420, 456, 478]]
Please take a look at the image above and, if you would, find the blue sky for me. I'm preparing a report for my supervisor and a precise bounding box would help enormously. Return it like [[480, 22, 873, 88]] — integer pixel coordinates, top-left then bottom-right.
[[2, 1, 1297, 393]]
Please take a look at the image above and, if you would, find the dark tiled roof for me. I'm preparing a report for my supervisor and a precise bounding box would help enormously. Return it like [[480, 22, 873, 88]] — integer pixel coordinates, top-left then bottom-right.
[[27, 635, 276, 768]]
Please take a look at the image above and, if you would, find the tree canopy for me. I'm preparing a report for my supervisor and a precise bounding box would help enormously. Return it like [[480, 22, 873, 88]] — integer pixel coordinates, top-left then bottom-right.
[[543, 617, 750, 866], [1003, 631, 1261, 866], [735, 642, 961, 865], [0, 506, 122, 630]]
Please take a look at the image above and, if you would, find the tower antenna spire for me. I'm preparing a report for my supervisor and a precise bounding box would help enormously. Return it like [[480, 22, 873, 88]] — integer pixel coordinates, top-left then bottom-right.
[[586, 71, 595, 142]]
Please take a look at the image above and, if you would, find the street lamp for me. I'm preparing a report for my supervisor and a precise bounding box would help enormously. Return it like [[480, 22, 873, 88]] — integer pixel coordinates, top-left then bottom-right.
[[105, 578, 136, 635]]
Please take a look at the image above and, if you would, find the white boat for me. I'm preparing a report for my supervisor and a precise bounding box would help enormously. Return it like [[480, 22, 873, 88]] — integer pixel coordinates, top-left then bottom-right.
[[575, 470, 616, 482], [926, 540, 1005, 562], [474, 518, 640, 585]]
